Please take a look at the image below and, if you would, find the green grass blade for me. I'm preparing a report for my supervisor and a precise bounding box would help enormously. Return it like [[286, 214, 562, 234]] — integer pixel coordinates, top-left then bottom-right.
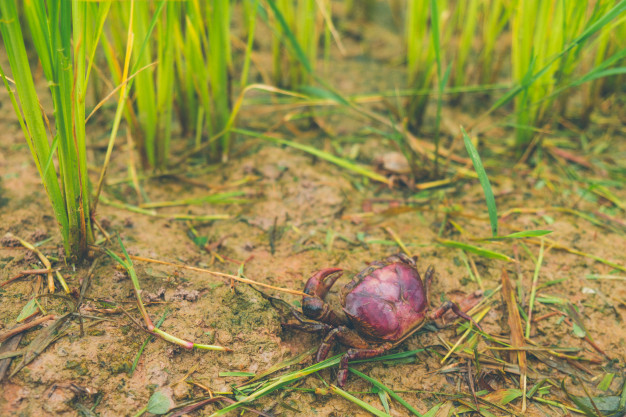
[[330, 385, 392, 417], [265, 0, 313, 74], [438, 239, 513, 262], [350, 368, 423, 416], [480, 230, 553, 241], [233, 128, 390, 184], [140, 191, 248, 208], [130, 310, 168, 376], [461, 127, 498, 236]]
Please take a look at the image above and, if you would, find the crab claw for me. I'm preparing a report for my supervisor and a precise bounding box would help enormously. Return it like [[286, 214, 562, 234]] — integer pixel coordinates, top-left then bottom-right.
[[302, 268, 347, 326], [303, 268, 343, 299]]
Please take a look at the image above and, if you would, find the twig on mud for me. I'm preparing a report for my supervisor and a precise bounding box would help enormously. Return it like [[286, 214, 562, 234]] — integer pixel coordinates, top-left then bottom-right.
[[1, 268, 54, 288], [10, 313, 72, 377], [91, 215, 112, 245], [0, 314, 55, 343], [466, 360, 479, 411]]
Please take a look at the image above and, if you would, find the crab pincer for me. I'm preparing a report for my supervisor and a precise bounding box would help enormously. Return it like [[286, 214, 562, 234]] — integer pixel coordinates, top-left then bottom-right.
[[302, 268, 347, 328]]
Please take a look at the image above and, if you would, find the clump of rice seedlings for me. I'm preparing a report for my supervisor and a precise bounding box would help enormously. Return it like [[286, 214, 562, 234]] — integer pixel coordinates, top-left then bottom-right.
[[102, 1, 249, 163], [269, 0, 320, 89], [478, 0, 511, 86], [206, 0, 233, 159], [171, 0, 236, 161], [102, 1, 174, 169], [0, 0, 110, 261], [344, 0, 377, 22], [405, 1, 450, 132], [511, 0, 625, 152], [448, 0, 480, 99], [579, 11, 626, 126]]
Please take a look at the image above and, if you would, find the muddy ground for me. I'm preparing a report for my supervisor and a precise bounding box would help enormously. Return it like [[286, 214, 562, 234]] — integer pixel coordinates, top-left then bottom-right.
[[2, 7, 626, 417]]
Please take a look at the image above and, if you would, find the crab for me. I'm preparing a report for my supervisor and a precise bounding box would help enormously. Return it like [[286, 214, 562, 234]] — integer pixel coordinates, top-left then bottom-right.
[[285, 253, 479, 386]]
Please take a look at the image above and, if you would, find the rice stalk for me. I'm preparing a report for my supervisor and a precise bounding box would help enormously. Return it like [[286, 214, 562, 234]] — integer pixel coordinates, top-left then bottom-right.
[[268, 0, 320, 89], [511, 0, 626, 151], [479, 0, 511, 85], [405, 0, 436, 132], [0, 0, 110, 260], [101, 1, 172, 169]]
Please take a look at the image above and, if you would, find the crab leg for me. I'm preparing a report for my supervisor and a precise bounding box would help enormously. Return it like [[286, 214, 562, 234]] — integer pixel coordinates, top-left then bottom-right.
[[281, 308, 332, 334], [316, 327, 341, 362], [315, 325, 370, 362], [337, 342, 393, 387], [430, 300, 482, 330], [423, 265, 435, 293]]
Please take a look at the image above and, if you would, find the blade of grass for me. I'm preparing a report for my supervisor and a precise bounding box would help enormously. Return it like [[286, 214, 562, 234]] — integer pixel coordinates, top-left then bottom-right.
[[139, 191, 248, 209], [330, 384, 392, 417], [350, 368, 423, 416], [461, 127, 498, 236], [130, 309, 169, 376], [92, 0, 135, 214], [476, 230, 553, 241], [233, 128, 390, 184], [525, 238, 545, 338], [437, 239, 513, 262], [525, 237, 626, 273]]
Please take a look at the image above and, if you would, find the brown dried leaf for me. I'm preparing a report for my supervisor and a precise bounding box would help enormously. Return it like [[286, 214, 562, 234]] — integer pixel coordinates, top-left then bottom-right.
[[501, 268, 527, 411], [10, 313, 71, 377]]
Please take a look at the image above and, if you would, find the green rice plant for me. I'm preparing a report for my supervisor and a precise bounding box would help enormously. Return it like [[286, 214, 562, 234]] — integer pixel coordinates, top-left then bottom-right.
[[344, 0, 376, 22], [170, 0, 234, 161], [449, 0, 480, 96], [511, 0, 625, 151], [478, 0, 511, 85], [0, 0, 110, 261], [579, 8, 626, 125], [552, 1, 617, 117], [405, 1, 455, 132], [405, 0, 435, 132], [207, 0, 232, 159], [269, 0, 319, 89], [101, 1, 174, 169]]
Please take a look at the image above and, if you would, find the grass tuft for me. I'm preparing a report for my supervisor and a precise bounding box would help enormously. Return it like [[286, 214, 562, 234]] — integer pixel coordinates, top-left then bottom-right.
[[0, 0, 111, 260]]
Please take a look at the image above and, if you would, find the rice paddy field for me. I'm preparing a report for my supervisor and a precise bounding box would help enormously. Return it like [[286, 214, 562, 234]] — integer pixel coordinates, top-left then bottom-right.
[[1, 1, 626, 416]]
